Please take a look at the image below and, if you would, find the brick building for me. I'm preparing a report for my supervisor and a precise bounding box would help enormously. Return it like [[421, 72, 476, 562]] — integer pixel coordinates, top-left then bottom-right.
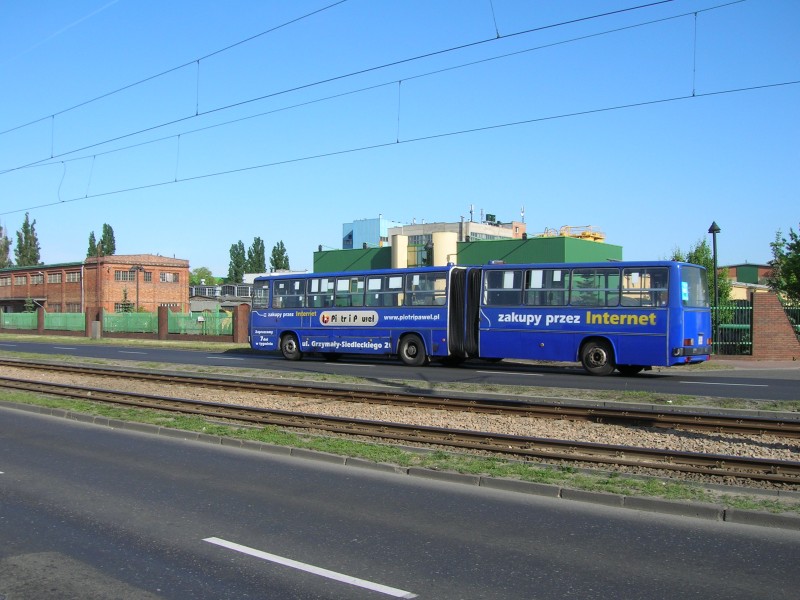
[[0, 254, 190, 314], [0, 262, 84, 313]]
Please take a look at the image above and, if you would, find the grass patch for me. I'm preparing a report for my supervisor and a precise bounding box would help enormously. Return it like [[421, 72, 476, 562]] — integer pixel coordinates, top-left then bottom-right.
[[3, 389, 798, 516]]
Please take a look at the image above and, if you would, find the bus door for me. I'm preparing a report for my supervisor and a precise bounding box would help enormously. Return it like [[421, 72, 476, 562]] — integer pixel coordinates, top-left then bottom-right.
[[448, 267, 467, 357], [465, 267, 482, 357]]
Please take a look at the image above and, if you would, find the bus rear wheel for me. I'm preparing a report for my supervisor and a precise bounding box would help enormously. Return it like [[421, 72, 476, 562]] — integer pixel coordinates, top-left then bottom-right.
[[398, 334, 428, 366], [281, 333, 303, 361], [580, 339, 615, 376]]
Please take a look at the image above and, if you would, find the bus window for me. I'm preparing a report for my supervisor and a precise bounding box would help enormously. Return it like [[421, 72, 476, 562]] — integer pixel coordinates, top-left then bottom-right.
[[406, 272, 446, 306], [365, 276, 383, 307], [570, 268, 620, 307], [524, 269, 570, 306], [336, 276, 365, 307], [272, 278, 306, 309], [366, 275, 404, 307], [252, 284, 269, 309], [308, 277, 335, 308], [484, 270, 522, 306], [388, 275, 404, 306], [622, 267, 668, 307], [681, 266, 709, 307]]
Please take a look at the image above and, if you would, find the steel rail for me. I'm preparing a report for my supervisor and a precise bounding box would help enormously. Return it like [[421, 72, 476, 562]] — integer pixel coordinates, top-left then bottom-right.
[[1, 376, 799, 485], [1, 358, 798, 439]]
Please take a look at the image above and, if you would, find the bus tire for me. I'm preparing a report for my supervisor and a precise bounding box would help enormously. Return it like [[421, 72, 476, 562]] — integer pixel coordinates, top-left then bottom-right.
[[280, 333, 303, 361], [617, 365, 645, 376], [580, 339, 615, 376], [398, 334, 428, 366]]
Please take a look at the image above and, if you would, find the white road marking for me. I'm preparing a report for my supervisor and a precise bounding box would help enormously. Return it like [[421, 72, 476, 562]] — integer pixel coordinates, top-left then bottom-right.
[[680, 381, 768, 388], [118, 351, 147, 355], [206, 356, 244, 361], [0, 343, 18, 347], [476, 370, 543, 377], [203, 537, 417, 598], [54, 346, 77, 350]]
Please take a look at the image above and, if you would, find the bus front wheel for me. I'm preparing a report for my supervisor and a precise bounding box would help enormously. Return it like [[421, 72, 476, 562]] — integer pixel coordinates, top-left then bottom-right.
[[580, 339, 615, 376], [281, 333, 303, 361], [398, 335, 428, 366]]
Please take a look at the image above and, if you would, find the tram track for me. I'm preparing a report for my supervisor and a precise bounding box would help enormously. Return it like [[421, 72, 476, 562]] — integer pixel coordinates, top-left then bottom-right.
[[1, 362, 799, 486], [1, 358, 798, 439]]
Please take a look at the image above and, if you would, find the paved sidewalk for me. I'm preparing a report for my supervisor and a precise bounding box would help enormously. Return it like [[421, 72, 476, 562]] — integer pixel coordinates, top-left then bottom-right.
[[709, 357, 800, 370]]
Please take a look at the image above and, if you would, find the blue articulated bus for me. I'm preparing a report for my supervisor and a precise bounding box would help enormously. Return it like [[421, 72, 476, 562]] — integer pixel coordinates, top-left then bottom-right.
[[249, 261, 712, 376]]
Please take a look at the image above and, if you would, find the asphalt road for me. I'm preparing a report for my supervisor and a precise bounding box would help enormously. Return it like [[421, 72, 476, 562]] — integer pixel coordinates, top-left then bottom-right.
[[2, 407, 800, 599], [1, 339, 799, 402]]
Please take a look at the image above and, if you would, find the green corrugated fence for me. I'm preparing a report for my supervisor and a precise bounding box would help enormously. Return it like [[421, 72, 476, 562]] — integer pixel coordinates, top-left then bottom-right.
[[103, 312, 158, 334], [44, 312, 85, 331], [1, 312, 37, 330], [168, 312, 232, 335]]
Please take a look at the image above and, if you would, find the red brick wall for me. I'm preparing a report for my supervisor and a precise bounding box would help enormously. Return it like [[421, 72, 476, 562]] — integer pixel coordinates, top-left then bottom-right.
[[85, 254, 189, 313], [751, 292, 800, 360]]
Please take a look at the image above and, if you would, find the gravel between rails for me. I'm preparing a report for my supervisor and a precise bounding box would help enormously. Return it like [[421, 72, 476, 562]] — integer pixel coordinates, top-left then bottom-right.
[[4, 366, 799, 464]]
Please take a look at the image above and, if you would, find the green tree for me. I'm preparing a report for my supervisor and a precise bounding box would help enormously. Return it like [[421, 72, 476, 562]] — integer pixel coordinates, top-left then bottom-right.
[[270, 240, 290, 272], [87, 224, 115, 257], [99, 223, 116, 255], [768, 225, 800, 302], [87, 231, 97, 258], [228, 241, 246, 283], [0, 224, 11, 267], [190, 267, 216, 286], [118, 288, 134, 313], [670, 238, 731, 304], [23, 297, 35, 313], [247, 237, 266, 273], [14, 212, 41, 267]]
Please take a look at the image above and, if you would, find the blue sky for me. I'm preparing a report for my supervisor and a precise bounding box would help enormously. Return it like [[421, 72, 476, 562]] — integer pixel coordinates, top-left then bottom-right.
[[1, 0, 797, 276]]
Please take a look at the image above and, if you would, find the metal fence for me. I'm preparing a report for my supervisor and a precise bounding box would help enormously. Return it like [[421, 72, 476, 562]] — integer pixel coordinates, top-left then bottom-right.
[[783, 300, 800, 341], [43, 312, 85, 331], [103, 312, 158, 334], [712, 300, 753, 355], [168, 312, 233, 335], [1, 312, 37, 330]]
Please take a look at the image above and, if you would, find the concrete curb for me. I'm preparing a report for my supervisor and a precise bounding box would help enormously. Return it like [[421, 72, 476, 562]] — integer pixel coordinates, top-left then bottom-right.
[[3, 400, 799, 531]]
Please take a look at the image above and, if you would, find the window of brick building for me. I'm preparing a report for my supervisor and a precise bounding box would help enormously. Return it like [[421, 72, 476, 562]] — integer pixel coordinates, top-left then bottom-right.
[[160, 272, 179, 283], [66, 272, 80, 283], [14, 275, 26, 285], [47, 273, 62, 284]]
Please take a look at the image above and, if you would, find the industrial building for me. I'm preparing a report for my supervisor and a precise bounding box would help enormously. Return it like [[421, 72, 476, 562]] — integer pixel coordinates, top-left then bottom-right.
[[316, 216, 619, 273], [0, 254, 190, 314]]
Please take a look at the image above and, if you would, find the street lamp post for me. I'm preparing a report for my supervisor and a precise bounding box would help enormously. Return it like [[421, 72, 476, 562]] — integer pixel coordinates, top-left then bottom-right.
[[129, 266, 144, 311], [708, 222, 721, 345]]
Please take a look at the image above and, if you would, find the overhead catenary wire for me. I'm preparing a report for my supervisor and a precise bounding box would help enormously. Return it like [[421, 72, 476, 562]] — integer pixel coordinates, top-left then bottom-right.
[[0, 0, 679, 176], [0, 0, 351, 137], [2, 0, 742, 178], [2, 79, 795, 218]]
